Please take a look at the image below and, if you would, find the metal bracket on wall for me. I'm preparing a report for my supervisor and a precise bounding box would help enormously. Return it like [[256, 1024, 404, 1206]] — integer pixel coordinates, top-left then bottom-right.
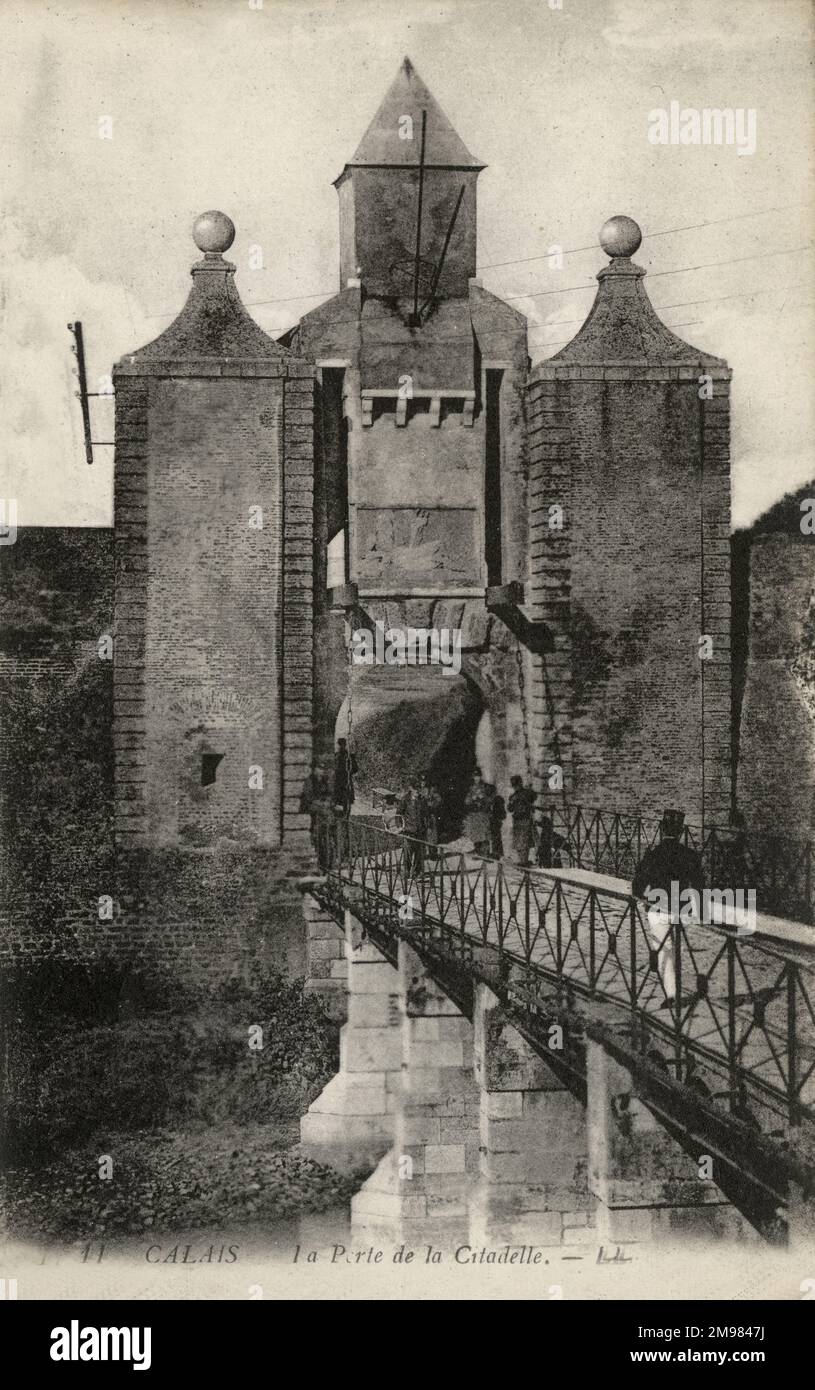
[[67, 320, 115, 465]]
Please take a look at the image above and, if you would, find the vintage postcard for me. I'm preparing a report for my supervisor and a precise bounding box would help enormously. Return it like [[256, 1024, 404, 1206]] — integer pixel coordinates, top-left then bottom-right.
[[1, 0, 814, 1327]]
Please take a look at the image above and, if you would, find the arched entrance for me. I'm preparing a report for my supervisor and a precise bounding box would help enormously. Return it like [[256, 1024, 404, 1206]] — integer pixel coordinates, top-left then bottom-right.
[[335, 665, 489, 838]]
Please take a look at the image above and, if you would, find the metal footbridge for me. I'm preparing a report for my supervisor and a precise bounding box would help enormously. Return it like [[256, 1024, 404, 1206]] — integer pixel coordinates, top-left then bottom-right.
[[312, 812, 815, 1242]]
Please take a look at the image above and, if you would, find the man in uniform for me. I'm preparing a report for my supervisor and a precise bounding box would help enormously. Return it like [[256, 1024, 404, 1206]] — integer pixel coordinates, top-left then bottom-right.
[[486, 783, 506, 860], [632, 809, 704, 1010]]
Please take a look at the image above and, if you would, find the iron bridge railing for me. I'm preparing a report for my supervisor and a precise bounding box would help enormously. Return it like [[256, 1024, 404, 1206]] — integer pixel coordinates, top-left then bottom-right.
[[314, 812, 815, 1139], [539, 805, 815, 927]]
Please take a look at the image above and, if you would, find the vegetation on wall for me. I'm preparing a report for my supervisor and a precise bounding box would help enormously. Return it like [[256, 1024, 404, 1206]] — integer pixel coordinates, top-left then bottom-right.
[[1, 659, 114, 914], [1, 962, 339, 1168], [0, 531, 343, 1241], [0, 528, 111, 653]]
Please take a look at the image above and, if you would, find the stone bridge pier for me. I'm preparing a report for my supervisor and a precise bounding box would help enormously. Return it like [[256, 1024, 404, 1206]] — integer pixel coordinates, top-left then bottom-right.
[[301, 911, 758, 1248], [351, 939, 481, 1243], [300, 907, 401, 1174], [586, 1041, 752, 1246], [470, 985, 595, 1247]]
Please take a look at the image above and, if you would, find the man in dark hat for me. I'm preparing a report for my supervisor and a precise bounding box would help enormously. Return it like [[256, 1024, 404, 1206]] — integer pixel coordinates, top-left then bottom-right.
[[632, 809, 704, 1009]]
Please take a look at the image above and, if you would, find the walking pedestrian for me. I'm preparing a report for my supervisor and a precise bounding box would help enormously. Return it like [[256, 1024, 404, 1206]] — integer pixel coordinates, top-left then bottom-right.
[[632, 808, 704, 1010]]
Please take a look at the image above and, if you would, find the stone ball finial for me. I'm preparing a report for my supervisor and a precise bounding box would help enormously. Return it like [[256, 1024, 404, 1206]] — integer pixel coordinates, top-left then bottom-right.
[[192, 210, 236, 255], [599, 215, 642, 259]]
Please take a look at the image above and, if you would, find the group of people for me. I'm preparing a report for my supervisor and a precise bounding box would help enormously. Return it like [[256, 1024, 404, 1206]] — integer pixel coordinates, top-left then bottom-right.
[[393, 767, 563, 876], [326, 738, 752, 1016], [397, 774, 442, 875], [330, 741, 565, 869], [327, 739, 746, 1013], [463, 769, 566, 868], [398, 775, 442, 842]]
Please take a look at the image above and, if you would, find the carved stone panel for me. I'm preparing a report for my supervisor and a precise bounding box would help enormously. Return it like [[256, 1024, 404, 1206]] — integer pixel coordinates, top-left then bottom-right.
[[355, 505, 480, 588]]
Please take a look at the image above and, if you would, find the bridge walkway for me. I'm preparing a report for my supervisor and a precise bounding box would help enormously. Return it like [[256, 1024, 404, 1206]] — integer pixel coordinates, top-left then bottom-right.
[[323, 821, 815, 1133]]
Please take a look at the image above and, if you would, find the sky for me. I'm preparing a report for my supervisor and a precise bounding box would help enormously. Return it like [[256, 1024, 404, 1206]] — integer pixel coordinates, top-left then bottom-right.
[[1, 0, 812, 529]]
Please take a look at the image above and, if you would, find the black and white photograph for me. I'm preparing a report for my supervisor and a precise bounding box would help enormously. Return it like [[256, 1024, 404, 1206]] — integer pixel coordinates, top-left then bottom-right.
[[0, 0, 814, 1334]]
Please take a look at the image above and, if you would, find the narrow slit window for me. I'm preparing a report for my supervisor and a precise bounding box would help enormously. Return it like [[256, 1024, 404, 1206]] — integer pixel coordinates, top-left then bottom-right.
[[201, 753, 224, 787]]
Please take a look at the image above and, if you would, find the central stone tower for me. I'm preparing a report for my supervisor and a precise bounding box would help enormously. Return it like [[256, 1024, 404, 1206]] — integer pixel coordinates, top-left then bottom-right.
[[335, 54, 481, 304], [286, 58, 530, 828]]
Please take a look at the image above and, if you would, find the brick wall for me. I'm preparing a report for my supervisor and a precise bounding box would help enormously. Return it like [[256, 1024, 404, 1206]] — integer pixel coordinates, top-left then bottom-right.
[[526, 366, 732, 824], [738, 533, 815, 834], [113, 365, 315, 853], [0, 851, 309, 989], [106, 242, 319, 985]]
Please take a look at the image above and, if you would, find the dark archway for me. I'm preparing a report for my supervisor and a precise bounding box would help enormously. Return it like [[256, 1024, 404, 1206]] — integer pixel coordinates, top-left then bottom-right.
[[427, 691, 483, 839], [340, 665, 485, 835]]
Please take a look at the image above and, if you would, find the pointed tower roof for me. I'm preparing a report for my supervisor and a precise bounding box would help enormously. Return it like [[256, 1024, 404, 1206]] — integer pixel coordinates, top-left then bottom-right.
[[116, 212, 291, 371], [343, 57, 484, 170], [551, 216, 726, 368]]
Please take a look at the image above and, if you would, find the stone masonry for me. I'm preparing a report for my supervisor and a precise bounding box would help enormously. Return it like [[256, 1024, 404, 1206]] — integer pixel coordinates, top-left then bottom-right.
[[470, 985, 594, 1247], [586, 1039, 753, 1245], [351, 938, 481, 1241], [527, 219, 732, 826], [111, 211, 318, 978], [301, 908, 401, 1172]]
